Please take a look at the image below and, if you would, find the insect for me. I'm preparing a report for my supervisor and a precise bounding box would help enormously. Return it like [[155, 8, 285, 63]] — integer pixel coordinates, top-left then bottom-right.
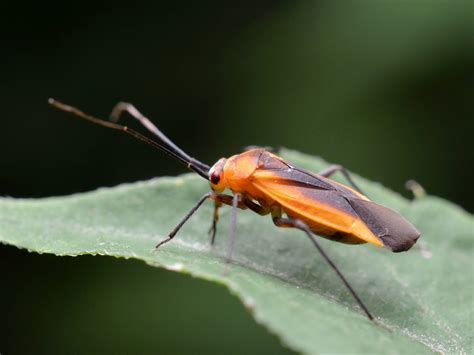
[[49, 98, 421, 321]]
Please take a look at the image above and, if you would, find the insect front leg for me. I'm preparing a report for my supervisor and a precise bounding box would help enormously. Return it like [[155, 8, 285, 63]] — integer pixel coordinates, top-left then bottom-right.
[[318, 164, 365, 196], [210, 193, 267, 265], [226, 193, 242, 264], [209, 201, 221, 245], [271, 214, 374, 321], [208, 192, 248, 246], [212, 195, 271, 266], [156, 192, 212, 249]]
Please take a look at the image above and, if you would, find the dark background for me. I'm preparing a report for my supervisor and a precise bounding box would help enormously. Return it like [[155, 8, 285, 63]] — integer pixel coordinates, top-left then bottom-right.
[[1, 1, 472, 354]]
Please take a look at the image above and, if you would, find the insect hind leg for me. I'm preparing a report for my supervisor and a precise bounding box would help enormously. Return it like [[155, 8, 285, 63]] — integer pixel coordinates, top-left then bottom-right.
[[318, 165, 366, 196], [272, 216, 374, 321]]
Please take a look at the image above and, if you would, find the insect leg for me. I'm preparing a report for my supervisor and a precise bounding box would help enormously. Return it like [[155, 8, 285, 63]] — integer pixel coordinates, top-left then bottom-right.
[[242, 198, 271, 216], [208, 195, 269, 248], [212, 195, 270, 263], [318, 165, 365, 196], [209, 201, 221, 245], [272, 216, 374, 321], [156, 192, 212, 249], [210, 194, 269, 216], [226, 193, 242, 263], [405, 179, 426, 199], [208, 192, 248, 246]]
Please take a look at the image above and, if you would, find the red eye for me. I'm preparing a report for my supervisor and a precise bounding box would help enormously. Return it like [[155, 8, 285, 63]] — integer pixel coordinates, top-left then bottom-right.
[[210, 172, 220, 184]]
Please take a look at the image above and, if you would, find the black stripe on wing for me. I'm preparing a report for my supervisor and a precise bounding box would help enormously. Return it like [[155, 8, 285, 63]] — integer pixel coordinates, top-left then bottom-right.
[[257, 162, 361, 199], [254, 168, 360, 217]]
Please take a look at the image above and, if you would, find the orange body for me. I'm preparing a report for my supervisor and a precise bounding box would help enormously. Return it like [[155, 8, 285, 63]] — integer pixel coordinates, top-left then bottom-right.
[[210, 148, 420, 251], [210, 149, 382, 246]]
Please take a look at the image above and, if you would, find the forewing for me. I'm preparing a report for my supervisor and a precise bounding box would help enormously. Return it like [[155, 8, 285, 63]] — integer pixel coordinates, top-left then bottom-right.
[[346, 198, 421, 252], [251, 167, 361, 232], [252, 155, 419, 251]]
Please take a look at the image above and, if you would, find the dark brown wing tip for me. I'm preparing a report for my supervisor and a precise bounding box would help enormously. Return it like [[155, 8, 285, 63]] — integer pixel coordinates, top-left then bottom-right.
[[379, 228, 421, 253], [347, 198, 421, 253]]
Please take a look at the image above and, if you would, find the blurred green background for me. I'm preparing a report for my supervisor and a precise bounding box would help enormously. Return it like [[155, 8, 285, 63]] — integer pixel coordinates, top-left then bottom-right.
[[1, 1, 472, 354]]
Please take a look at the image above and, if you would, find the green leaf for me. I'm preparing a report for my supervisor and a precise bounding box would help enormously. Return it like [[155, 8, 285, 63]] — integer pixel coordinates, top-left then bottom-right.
[[1, 149, 472, 354]]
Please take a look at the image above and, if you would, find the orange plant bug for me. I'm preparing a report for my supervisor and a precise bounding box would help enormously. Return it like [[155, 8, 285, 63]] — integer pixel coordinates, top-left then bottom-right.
[[49, 98, 421, 321]]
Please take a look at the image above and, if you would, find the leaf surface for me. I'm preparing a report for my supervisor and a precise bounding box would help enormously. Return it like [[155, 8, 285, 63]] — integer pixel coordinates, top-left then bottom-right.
[[1, 149, 472, 354]]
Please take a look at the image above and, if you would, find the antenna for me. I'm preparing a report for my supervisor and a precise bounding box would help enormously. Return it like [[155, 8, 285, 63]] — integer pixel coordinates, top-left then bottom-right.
[[48, 98, 211, 179]]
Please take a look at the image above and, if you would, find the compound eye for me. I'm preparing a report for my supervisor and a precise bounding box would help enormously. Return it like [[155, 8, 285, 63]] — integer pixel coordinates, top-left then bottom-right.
[[210, 171, 220, 185], [209, 158, 226, 191]]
